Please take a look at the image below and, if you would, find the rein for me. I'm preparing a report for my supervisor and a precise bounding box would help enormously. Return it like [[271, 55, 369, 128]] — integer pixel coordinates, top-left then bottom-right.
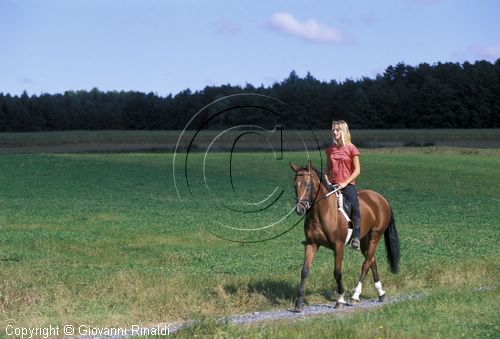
[[294, 171, 350, 221], [294, 172, 341, 208]]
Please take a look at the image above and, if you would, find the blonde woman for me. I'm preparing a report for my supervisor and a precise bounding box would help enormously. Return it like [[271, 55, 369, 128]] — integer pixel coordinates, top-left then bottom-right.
[[325, 120, 361, 250]]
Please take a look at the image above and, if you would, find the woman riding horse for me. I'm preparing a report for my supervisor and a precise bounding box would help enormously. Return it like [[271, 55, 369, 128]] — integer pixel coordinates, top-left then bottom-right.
[[290, 160, 400, 310], [326, 120, 362, 250]]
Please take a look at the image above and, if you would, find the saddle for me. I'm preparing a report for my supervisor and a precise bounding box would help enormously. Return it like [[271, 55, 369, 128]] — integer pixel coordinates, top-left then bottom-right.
[[339, 193, 353, 226], [325, 182, 354, 227], [326, 184, 355, 245]]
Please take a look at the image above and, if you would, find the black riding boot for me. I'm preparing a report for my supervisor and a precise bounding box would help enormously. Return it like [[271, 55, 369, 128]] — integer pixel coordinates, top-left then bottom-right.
[[351, 217, 361, 250]]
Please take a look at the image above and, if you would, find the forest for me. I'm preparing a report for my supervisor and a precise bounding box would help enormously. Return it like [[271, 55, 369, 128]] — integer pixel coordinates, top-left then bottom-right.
[[0, 60, 499, 132]]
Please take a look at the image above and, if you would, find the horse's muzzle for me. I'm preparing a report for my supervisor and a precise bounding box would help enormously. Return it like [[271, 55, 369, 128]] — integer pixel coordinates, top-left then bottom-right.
[[295, 200, 310, 216]]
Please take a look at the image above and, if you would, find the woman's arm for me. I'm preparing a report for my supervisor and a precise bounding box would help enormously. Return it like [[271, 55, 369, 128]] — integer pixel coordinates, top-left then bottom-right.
[[339, 155, 360, 188]]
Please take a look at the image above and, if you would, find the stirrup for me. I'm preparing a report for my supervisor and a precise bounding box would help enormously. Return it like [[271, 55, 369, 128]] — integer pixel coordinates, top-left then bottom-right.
[[350, 237, 360, 250]]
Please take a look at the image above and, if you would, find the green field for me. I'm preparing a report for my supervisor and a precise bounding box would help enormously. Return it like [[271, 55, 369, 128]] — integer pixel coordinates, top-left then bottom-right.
[[0, 147, 499, 338]]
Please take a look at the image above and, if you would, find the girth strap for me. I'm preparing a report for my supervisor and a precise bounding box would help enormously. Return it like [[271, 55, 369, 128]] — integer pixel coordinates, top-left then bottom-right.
[[335, 190, 352, 223], [324, 184, 351, 223]]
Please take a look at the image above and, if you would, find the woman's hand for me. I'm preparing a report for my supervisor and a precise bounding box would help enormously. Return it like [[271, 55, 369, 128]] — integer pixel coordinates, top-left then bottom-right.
[[339, 181, 348, 189]]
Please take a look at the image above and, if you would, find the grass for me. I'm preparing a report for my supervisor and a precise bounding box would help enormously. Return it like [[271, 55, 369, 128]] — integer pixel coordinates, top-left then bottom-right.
[[177, 286, 498, 338], [0, 130, 173, 147], [0, 147, 499, 337]]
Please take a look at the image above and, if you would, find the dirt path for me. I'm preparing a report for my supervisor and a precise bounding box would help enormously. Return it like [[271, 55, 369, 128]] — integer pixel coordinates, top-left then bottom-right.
[[65, 293, 422, 338], [170, 293, 423, 334], [0, 143, 172, 154], [65, 294, 424, 339], [1, 140, 499, 154]]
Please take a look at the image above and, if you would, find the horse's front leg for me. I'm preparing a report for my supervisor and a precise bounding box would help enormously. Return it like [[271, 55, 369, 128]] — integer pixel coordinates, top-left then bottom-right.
[[294, 242, 318, 312], [334, 241, 346, 309]]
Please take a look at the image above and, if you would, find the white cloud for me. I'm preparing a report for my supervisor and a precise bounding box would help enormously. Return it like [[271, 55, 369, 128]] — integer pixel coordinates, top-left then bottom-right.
[[452, 42, 500, 63], [479, 43, 500, 60], [269, 12, 347, 44], [466, 43, 500, 61]]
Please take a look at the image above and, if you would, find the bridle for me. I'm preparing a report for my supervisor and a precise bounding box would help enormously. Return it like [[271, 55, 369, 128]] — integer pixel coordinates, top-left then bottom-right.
[[294, 171, 343, 212], [294, 171, 314, 211]]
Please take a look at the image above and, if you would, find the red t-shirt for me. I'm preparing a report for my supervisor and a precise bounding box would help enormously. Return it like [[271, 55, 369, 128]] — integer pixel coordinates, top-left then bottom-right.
[[326, 144, 360, 185]]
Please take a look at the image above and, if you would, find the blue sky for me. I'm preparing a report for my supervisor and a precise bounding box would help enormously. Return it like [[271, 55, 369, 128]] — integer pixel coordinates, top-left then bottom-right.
[[1, 0, 499, 96]]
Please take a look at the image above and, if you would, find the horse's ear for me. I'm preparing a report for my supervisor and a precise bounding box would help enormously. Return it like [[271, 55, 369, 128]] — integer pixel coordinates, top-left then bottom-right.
[[306, 160, 312, 171], [289, 162, 300, 173]]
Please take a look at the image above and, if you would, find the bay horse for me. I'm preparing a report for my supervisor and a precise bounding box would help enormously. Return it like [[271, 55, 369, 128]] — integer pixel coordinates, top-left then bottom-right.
[[290, 160, 400, 311]]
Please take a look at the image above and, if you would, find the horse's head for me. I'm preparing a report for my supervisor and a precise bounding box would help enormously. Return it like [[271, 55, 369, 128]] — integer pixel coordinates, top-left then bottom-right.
[[290, 160, 319, 216]]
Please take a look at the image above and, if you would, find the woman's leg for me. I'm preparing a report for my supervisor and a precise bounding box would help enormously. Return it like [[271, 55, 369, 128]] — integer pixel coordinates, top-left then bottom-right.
[[342, 184, 361, 249]]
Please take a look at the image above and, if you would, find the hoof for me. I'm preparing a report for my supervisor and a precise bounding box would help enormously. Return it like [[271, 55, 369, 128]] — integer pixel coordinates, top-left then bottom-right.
[[293, 305, 303, 313], [294, 299, 304, 312], [378, 293, 386, 302], [335, 302, 345, 309], [351, 298, 360, 304]]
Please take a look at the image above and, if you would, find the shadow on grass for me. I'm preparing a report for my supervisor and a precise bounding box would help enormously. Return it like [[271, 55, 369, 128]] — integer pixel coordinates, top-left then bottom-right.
[[224, 279, 297, 305]]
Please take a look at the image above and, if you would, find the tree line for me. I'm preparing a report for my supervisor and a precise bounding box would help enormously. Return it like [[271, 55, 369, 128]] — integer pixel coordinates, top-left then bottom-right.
[[1, 59, 499, 132]]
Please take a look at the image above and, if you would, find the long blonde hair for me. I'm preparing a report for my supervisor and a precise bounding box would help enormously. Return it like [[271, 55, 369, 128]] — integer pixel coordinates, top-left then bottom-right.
[[332, 120, 352, 146]]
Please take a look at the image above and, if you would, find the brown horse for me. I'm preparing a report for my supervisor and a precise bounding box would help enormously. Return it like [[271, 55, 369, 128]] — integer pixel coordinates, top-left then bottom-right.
[[290, 160, 400, 311]]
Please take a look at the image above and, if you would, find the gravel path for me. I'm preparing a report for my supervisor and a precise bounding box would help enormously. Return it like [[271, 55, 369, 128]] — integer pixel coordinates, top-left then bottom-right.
[[170, 293, 423, 334], [64, 293, 422, 338]]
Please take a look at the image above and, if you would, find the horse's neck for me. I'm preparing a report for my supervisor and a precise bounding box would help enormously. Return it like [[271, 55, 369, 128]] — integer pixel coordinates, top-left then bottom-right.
[[312, 179, 334, 204], [309, 180, 340, 227]]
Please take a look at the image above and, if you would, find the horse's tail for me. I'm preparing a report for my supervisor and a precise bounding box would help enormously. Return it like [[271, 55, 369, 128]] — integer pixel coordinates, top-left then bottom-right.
[[384, 210, 400, 274]]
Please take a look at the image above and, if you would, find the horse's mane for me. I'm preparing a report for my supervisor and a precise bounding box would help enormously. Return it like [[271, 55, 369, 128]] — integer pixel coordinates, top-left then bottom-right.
[[297, 163, 328, 190], [311, 166, 329, 190], [312, 167, 322, 180]]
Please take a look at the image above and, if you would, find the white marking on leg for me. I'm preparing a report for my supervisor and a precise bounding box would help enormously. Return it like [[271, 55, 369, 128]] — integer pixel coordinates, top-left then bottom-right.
[[344, 228, 353, 245], [337, 293, 346, 304], [374, 281, 385, 297], [352, 282, 362, 301]]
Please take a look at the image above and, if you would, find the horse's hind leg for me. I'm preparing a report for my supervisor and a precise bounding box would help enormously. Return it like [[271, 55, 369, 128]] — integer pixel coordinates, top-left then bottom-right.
[[352, 237, 379, 303], [294, 243, 318, 312], [370, 259, 386, 302], [333, 241, 346, 309]]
